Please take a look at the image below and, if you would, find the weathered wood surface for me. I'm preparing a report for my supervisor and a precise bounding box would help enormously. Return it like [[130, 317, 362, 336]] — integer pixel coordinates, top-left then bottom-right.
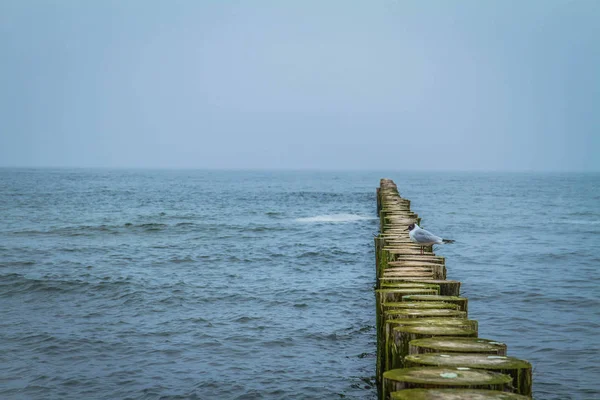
[[409, 337, 507, 356], [381, 279, 461, 296], [402, 295, 468, 314], [389, 325, 478, 370], [382, 367, 513, 400], [405, 353, 532, 397], [390, 389, 530, 400], [383, 302, 460, 311], [384, 319, 478, 373]]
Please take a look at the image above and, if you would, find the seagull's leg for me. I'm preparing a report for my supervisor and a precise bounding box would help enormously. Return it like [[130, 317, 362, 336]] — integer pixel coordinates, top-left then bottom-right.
[[420, 246, 423, 255]]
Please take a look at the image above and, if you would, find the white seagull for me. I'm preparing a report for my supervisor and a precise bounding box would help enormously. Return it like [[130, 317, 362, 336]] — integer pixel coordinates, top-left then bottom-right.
[[407, 223, 455, 254]]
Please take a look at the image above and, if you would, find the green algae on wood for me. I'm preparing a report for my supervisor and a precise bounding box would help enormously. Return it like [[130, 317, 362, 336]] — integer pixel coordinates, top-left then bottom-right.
[[383, 265, 446, 280], [389, 279, 461, 296], [390, 388, 530, 400], [377, 289, 443, 350], [382, 367, 513, 400], [405, 353, 532, 397], [380, 282, 441, 292], [389, 325, 477, 371], [389, 256, 445, 264], [384, 259, 441, 267], [375, 288, 439, 384], [383, 247, 433, 255], [384, 320, 478, 373], [386, 318, 478, 331], [398, 277, 443, 282], [377, 289, 440, 326], [385, 309, 467, 319], [375, 237, 390, 281], [383, 302, 460, 311], [383, 267, 436, 274], [380, 282, 440, 288], [409, 337, 507, 356], [403, 295, 468, 313], [374, 236, 386, 285], [383, 271, 436, 279]]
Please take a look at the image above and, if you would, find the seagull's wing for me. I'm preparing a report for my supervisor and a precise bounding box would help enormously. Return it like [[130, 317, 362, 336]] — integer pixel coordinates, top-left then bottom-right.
[[413, 228, 443, 244]]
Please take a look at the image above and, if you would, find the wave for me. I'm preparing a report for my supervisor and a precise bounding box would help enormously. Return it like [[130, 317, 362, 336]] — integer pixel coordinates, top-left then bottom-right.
[[11, 225, 120, 237], [569, 220, 600, 225], [136, 223, 168, 231], [0, 273, 133, 297], [10, 221, 174, 237], [265, 211, 283, 218], [294, 214, 376, 223]]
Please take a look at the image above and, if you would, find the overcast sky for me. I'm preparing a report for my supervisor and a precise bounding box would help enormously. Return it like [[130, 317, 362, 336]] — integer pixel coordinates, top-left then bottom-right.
[[1, 1, 598, 171]]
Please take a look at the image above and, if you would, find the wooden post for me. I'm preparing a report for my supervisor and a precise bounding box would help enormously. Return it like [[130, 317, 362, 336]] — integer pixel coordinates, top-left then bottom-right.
[[390, 389, 530, 400], [385, 309, 466, 320], [402, 295, 468, 314], [379, 282, 441, 292], [405, 353, 533, 397], [381, 279, 460, 296], [375, 236, 383, 286], [409, 337, 507, 356], [382, 367, 513, 400], [386, 322, 478, 371], [388, 325, 477, 372], [375, 288, 440, 385], [383, 302, 460, 311]]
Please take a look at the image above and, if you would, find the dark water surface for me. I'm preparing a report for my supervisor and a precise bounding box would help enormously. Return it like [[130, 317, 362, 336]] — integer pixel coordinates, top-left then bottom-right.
[[0, 169, 598, 400]]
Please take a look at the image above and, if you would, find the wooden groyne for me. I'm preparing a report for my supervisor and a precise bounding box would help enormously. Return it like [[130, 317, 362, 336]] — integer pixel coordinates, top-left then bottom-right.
[[374, 179, 533, 400]]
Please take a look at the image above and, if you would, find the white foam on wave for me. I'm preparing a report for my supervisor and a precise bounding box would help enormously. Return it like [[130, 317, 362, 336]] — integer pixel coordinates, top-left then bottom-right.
[[295, 214, 376, 223]]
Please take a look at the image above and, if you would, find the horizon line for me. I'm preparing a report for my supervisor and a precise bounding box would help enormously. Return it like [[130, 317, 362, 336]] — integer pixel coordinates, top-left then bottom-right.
[[0, 166, 598, 174]]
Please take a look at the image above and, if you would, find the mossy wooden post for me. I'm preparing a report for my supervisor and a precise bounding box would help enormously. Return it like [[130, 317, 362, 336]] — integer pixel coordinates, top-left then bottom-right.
[[428, 279, 459, 296], [388, 255, 441, 261], [383, 302, 459, 311], [377, 288, 441, 341], [384, 319, 478, 373], [377, 246, 392, 282], [403, 295, 468, 314], [385, 309, 467, 321], [389, 325, 477, 371], [390, 389, 530, 400], [405, 353, 533, 397], [381, 279, 461, 296], [380, 282, 441, 292], [375, 288, 440, 385], [409, 337, 507, 356], [383, 269, 436, 280], [386, 260, 444, 280], [375, 236, 384, 285], [376, 289, 441, 332], [382, 367, 513, 400], [379, 306, 465, 377]]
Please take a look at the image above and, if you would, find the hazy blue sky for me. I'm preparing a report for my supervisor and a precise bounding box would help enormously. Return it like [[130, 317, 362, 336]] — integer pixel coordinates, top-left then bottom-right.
[[1, 1, 598, 170]]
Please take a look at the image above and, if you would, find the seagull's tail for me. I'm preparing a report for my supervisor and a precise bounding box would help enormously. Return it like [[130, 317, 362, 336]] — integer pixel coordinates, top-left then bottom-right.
[[442, 239, 455, 244]]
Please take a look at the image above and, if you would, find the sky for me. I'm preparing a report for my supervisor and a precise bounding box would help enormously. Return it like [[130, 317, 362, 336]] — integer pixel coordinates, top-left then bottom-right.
[[0, 0, 598, 171]]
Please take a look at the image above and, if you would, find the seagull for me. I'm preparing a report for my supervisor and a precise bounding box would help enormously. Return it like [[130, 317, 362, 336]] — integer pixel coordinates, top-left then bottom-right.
[[407, 223, 455, 254]]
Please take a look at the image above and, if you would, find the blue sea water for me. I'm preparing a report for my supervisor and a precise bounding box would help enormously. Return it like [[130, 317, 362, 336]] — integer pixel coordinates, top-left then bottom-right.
[[0, 169, 598, 400]]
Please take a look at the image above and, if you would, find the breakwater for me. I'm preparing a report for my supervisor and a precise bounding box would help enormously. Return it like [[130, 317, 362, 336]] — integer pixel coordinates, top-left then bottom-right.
[[374, 179, 533, 399]]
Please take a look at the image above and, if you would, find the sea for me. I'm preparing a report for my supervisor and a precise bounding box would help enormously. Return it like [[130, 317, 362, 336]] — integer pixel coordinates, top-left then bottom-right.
[[0, 169, 598, 400]]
